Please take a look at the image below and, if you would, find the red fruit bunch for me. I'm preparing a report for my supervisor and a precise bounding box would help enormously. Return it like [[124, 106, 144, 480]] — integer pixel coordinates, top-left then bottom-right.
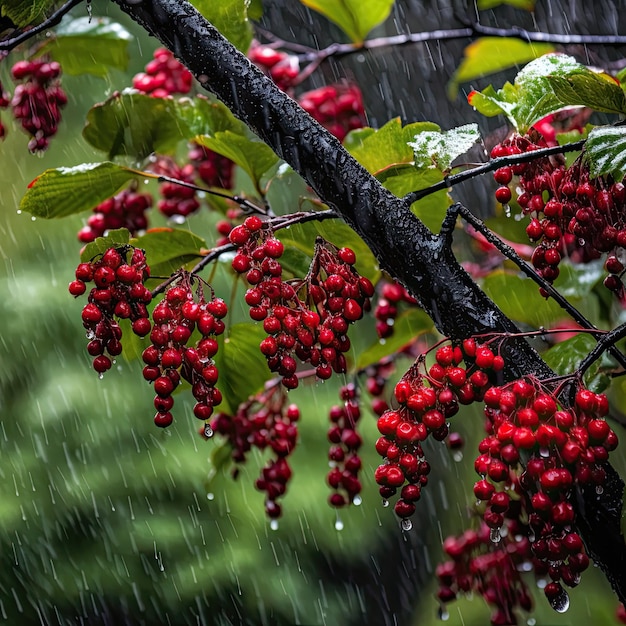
[[143, 273, 227, 428], [132, 47, 193, 97], [327, 384, 363, 508], [152, 158, 201, 219], [230, 218, 374, 387], [70, 246, 152, 374], [492, 131, 626, 295], [374, 339, 502, 525], [9, 58, 67, 152], [247, 40, 300, 92], [474, 379, 616, 610], [298, 83, 367, 142], [188, 140, 235, 190], [373, 279, 418, 339], [212, 387, 299, 519], [78, 186, 153, 243]]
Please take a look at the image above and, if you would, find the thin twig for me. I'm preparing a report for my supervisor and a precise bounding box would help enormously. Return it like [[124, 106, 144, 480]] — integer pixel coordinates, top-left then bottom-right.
[[578, 323, 626, 380], [0, 0, 84, 51], [404, 140, 586, 205]]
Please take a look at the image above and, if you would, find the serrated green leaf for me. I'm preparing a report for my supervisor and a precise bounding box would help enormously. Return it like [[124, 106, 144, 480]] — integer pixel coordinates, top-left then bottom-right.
[[1, 0, 55, 26], [39, 17, 132, 77], [300, 0, 394, 44], [195, 132, 279, 187], [481, 270, 564, 327], [347, 118, 440, 174], [547, 72, 626, 115], [477, 0, 535, 7], [80, 228, 131, 262], [376, 165, 451, 232], [409, 124, 480, 172], [176, 97, 245, 137], [189, 0, 253, 52], [83, 91, 191, 159], [449, 38, 554, 99], [21, 162, 140, 218], [543, 333, 596, 376], [468, 54, 611, 133], [585, 126, 626, 180], [356, 309, 434, 369], [214, 323, 270, 413], [132, 228, 206, 276]]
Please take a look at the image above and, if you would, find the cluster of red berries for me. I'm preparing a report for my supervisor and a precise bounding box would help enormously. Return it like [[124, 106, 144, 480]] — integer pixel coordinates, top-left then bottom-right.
[[69, 246, 152, 374], [132, 47, 193, 97], [327, 384, 363, 508], [78, 186, 152, 243], [212, 387, 299, 519], [373, 279, 417, 339], [230, 218, 374, 386], [492, 131, 626, 294], [374, 339, 501, 527], [188, 141, 235, 190], [247, 41, 300, 92], [298, 83, 367, 142], [142, 274, 227, 428], [8, 58, 67, 152], [155, 160, 201, 219]]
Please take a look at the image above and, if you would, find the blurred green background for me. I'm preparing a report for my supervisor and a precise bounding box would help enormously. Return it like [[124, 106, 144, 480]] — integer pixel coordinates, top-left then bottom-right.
[[1, 1, 626, 625]]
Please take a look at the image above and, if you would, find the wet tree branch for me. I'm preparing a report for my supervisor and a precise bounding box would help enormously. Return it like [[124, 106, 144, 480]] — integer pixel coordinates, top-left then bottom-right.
[[108, 0, 625, 605]]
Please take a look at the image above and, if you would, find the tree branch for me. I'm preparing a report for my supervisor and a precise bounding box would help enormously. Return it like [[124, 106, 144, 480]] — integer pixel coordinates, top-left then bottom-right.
[[110, 0, 626, 604]]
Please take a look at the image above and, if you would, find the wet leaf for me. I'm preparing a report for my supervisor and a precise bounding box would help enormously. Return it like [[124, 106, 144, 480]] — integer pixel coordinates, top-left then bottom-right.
[[214, 323, 269, 413], [585, 126, 626, 180], [132, 228, 206, 276], [356, 309, 434, 369], [300, 0, 394, 44], [409, 124, 480, 172], [21, 162, 139, 218], [39, 17, 132, 76], [83, 90, 189, 159], [80, 228, 131, 262], [189, 0, 253, 52], [448, 37, 554, 99], [543, 333, 596, 376], [547, 72, 626, 116], [1, 0, 54, 26]]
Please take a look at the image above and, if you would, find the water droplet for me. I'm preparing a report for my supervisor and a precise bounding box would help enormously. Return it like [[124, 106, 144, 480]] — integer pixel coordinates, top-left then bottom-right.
[[536, 578, 547, 589], [270, 519, 279, 531], [437, 606, 450, 621], [16, 209, 22, 215], [527, 620, 536, 626], [381, 499, 389, 508], [596, 485, 604, 495], [334, 517, 344, 531], [452, 451, 463, 462], [352, 495, 362, 506], [203, 424, 214, 438], [490, 527, 502, 543], [171, 215, 186, 225], [401, 519, 413, 531], [86, 330, 95, 340], [548, 587, 569, 613], [98, 373, 104, 381], [504, 204, 511, 217], [206, 492, 215, 501], [31, 216, 36, 221], [539, 446, 550, 458]]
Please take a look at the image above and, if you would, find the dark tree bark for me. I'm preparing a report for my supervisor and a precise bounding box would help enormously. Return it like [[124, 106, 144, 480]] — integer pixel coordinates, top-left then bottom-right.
[[111, 0, 626, 604]]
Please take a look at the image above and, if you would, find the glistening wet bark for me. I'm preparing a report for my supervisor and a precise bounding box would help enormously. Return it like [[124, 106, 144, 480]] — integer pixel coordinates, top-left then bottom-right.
[[112, 0, 625, 604]]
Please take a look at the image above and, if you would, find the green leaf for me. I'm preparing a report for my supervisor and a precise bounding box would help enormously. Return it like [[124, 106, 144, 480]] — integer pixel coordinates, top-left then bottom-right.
[[477, 0, 535, 7], [20, 162, 140, 218], [347, 118, 440, 174], [132, 228, 207, 276], [543, 333, 596, 376], [80, 228, 131, 262], [39, 17, 132, 77], [409, 124, 480, 172], [189, 0, 253, 52], [176, 97, 245, 137], [448, 38, 554, 99], [377, 165, 451, 232], [356, 309, 434, 369], [468, 54, 613, 133], [585, 126, 626, 180], [83, 91, 192, 160], [214, 323, 270, 413], [481, 270, 565, 327], [248, 0, 264, 20], [195, 132, 279, 187], [1, 0, 55, 26], [300, 0, 394, 44], [546, 72, 626, 115]]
